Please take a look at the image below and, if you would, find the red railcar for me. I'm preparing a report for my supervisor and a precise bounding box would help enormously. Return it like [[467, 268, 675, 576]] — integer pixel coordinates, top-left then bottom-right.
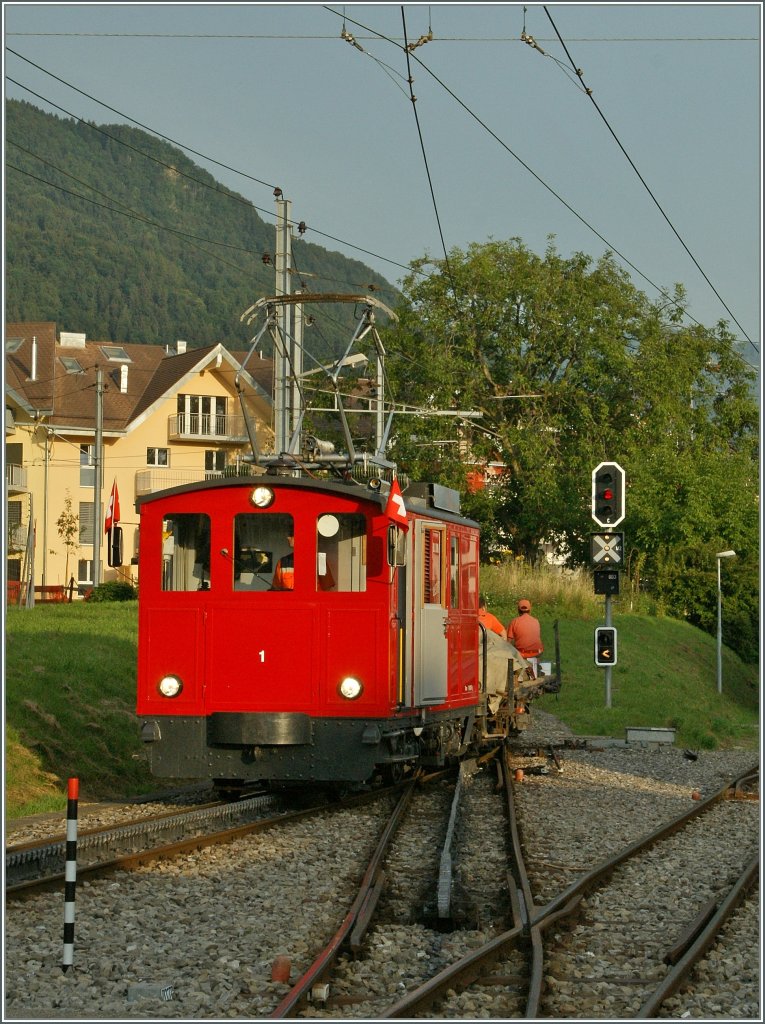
[[135, 475, 500, 787]]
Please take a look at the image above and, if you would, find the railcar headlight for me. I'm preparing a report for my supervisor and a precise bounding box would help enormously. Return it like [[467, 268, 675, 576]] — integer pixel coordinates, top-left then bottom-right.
[[158, 675, 183, 698], [339, 676, 363, 700], [250, 486, 275, 508]]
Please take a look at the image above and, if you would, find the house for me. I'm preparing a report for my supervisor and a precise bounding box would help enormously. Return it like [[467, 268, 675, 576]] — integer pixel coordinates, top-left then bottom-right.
[[5, 322, 273, 598]]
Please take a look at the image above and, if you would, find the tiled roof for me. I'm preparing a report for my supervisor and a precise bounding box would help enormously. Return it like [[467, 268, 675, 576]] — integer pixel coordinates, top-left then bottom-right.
[[4, 322, 273, 432]]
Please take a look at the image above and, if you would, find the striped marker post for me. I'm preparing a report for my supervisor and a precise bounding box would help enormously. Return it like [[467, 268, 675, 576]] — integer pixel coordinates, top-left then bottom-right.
[[62, 777, 79, 973]]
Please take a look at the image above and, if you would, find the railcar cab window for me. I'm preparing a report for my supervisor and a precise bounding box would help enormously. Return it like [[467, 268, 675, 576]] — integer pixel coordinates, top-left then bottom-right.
[[162, 514, 211, 591], [316, 513, 366, 592], [233, 513, 294, 591]]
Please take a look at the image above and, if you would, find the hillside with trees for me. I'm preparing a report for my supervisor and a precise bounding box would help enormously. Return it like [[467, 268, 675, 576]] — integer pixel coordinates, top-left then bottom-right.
[[383, 240, 759, 662], [5, 99, 396, 356]]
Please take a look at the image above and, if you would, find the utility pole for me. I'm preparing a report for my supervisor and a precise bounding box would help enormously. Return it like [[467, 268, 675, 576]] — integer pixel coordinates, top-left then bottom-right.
[[274, 197, 293, 453], [93, 368, 104, 587], [292, 289, 304, 439]]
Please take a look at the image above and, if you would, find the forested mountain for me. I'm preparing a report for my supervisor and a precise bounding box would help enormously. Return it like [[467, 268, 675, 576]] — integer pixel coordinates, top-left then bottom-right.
[[5, 99, 397, 356]]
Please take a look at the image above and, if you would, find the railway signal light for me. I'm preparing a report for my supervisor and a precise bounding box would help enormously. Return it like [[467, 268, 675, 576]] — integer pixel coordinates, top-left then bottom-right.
[[592, 462, 625, 528], [594, 626, 617, 666]]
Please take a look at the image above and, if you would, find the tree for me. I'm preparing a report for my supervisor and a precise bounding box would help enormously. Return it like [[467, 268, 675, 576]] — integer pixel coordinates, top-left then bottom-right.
[[56, 492, 79, 584], [383, 238, 759, 658]]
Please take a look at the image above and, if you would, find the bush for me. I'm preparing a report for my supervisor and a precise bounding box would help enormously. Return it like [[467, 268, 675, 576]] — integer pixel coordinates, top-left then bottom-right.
[[86, 580, 137, 602]]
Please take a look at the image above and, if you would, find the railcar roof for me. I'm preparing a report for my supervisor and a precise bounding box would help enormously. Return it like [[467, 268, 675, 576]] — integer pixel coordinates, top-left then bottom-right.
[[135, 474, 479, 528]]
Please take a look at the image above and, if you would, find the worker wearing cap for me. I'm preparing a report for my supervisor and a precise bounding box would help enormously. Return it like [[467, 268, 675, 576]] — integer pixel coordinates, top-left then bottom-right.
[[506, 599, 543, 660], [478, 594, 506, 639]]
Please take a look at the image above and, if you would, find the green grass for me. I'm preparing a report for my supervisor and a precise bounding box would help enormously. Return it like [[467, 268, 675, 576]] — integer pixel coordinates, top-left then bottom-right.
[[5, 602, 155, 820], [5, 584, 759, 820], [481, 563, 759, 752]]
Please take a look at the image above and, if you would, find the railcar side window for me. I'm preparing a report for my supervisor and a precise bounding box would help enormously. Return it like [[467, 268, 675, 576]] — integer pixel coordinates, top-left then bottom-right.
[[234, 513, 295, 591], [316, 513, 366, 592], [162, 514, 211, 591], [450, 535, 460, 608], [423, 527, 444, 606], [461, 534, 479, 610]]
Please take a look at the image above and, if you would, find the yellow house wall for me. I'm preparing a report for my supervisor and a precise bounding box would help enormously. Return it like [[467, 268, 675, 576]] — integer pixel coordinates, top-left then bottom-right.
[[7, 367, 270, 594]]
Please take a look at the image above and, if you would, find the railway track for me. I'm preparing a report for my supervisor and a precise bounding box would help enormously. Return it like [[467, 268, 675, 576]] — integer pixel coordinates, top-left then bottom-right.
[[266, 751, 526, 1018], [5, 785, 396, 899], [368, 762, 759, 1020], [4, 738, 758, 1019], [532, 768, 759, 1019]]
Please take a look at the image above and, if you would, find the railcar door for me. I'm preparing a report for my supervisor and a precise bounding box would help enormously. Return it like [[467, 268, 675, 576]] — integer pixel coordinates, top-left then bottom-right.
[[414, 521, 448, 704]]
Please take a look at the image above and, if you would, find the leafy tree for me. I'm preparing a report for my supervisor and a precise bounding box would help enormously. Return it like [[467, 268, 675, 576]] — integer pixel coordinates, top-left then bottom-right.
[[55, 492, 79, 584], [384, 238, 759, 659]]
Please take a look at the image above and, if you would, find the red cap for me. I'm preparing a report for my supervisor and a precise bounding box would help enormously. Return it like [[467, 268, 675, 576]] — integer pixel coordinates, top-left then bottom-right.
[[518, 599, 531, 612]]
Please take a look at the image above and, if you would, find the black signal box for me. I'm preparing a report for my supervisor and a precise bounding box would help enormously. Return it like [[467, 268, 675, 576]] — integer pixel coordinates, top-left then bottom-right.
[[593, 569, 620, 595]]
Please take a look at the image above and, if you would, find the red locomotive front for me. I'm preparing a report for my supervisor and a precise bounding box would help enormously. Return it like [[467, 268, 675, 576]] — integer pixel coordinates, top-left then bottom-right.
[[136, 475, 483, 786]]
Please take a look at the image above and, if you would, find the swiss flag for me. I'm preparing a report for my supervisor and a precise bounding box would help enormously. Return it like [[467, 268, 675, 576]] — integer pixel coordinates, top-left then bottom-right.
[[104, 479, 121, 534], [385, 478, 408, 531]]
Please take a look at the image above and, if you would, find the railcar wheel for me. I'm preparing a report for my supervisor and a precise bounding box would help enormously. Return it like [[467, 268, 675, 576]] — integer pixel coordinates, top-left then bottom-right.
[[381, 763, 405, 785], [213, 778, 245, 800]]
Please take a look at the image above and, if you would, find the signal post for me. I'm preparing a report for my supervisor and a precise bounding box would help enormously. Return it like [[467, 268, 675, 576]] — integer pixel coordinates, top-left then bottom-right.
[[591, 462, 625, 707]]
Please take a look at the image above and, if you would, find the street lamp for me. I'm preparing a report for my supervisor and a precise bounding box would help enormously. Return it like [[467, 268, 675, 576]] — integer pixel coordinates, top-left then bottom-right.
[[716, 550, 736, 694]]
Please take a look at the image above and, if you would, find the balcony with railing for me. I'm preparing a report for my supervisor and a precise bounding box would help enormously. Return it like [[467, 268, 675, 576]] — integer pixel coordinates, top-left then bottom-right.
[[134, 466, 258, 496], [6, 464, 27, 493], [167, 412, 248, 444]]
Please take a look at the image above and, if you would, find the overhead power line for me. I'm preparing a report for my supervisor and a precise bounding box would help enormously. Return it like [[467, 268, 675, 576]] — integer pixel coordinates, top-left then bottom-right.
[[5, 58, 414, 278], [399, 6, 456, 296], [6, 32, 758, 42], [542, 7, 757, 355], [327, 6, 758, 364]]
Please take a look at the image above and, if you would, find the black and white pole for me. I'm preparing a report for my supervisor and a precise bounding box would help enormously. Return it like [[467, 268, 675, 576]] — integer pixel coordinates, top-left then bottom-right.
[[62, 777, 79, 973]]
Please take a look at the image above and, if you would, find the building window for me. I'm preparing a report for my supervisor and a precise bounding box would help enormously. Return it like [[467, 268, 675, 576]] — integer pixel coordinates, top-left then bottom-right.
[[7, 559, 21, 582], [78, 559, 95, 589], [79, 502, 95, 545], [177, 394, 227, 436], [80, 444, 95, 487], [6, 443, 23, 466], [205, 450, 226, 473], [99, 345, 131, 362], [147, 448, 169, 467]]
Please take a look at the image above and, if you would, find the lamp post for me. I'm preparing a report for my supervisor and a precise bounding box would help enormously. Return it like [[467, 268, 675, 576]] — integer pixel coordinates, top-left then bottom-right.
[[716, 550, 736, 694]]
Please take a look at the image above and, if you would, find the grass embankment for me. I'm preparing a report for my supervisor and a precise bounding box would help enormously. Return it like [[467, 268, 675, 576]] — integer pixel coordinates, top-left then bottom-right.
[[5, 575, 759, 820], [5, 602, 154, 819], [481, 563, 759, 751]]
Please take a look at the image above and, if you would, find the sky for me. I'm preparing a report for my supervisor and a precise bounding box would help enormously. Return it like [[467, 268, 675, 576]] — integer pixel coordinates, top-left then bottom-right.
[[3, 2, 762, 371]]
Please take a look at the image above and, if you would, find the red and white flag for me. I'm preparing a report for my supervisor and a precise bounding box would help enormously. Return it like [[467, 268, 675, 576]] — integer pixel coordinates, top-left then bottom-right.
[[385, 478, 408, 530], [104, 479, 121, 534]]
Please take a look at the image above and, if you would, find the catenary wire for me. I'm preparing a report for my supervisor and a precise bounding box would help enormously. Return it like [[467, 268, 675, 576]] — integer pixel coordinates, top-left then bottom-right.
[[328, 6, 758, 365], [7, 135, 398, 302], [5, 33, 758, 42], [400, 7, 456, 297], [542, 6, 757, 355], [6, 32, 757, 363], [5, 54, 416, 277]]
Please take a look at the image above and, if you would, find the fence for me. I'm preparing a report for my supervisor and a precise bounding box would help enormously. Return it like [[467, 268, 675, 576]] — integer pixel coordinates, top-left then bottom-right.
[[6, 581, 73, 605]]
